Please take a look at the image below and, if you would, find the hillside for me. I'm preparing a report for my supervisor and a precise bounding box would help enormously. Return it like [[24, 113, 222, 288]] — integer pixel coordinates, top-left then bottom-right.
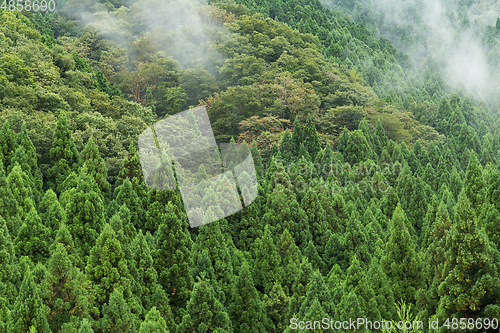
[[1, 0, 500, 332]]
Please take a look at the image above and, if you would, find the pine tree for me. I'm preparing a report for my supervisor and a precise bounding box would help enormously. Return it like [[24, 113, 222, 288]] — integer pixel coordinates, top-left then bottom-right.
[[418, 201, 452, 322], [263, 281, 290, 333], [177, 279, 233, 333], [250, 140, 265, 180], [341, 255, 381, 323], [277, 228, 301, 294], [278, 130, 294, 164], [344, 129, 374, 164], [15, 122, 42, 193], [0, 160, 18, 224], [437, 191, 500, 320], [112, 178, 144, 230], [229, 261, 272, 332], [0, 215, 16, 302], [80, 137, 110, 199], [42, 243, 94, 333], [100, 289, 137, 333], [366, 258, 397, 321], [463, 151, 486, 211], [7, 162, 35, 220], [0, 120, 18, 173], [291, 116, 303, 156], [85, 224, 132, 308], [252, 224, 283, 294], [48, 111, 80, 194], [65, 165, 105, 258], [288, 257, 314, 317], [153, 206, 193, 322], [8, 269, 51, 333], [381, 204, 423, 304], [373, 118, 388, 156], [14, 208, 50, 263], [297, 271, 335, 319], [192, 220, 235, 303], [336, 126, 349, 154], [302, 113, 321, 159], [116, 143, 148, 208], [79, 319, 94, 333], [139, 307, 169, 333], [130, 230, 158, 316], [191, 248, 224, 303]]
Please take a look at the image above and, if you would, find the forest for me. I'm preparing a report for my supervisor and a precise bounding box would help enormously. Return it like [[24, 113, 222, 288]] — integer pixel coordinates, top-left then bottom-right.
[[1, 0, 500, 332]]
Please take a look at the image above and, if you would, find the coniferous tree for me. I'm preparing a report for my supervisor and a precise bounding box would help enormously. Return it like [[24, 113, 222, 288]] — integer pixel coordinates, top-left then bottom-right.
[[0, 120, 17, 173], [8, 270, 51, 333], [42, 243, 94, 333], [463, 151, 486, 211], [85, 224, 132, 308], [80, 137, 110, 199], [153, 205, 193, 322], [65, 165, 105, 258], [15, 122, 42, 192], [177, 278, 233, 333], [252, 224, 283, 294], [14, 208, 50, 263], [48, 111, 80, 194], [263, 281, 290, 333], [130, 230, 158, 316], [100, 289, 137, 333], [139, 307, 169, 333], [437, 191, 500, 320], [229, 261, 272, 332], [112, 178, 144, 230], [0, 216, 16, 302], [373, 118, 388, 156], [381, 204, 423, 304], [302, 113, 321, 159], [336, 126, 349, 154], [0, 160, 18, 225], [7, 162, 35, 220], [116, 144, 148, 208]]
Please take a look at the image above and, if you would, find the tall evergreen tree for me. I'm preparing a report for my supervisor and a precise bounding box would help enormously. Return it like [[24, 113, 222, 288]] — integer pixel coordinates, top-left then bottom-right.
[[65, 165, 105, 258], [437, 191, 500, 320], [139, 307, 169, 333], [14, 208, 50, 263], [463, 151, 486, 213], [153, 206, 193, 322], [80, 137, 110, 199], [85, 224, 132, 308], [302, 113, 321, 159], [381, 204, 423, 304], [228, 261, 272, 332], [177, 278, 233, 333], [100, 289, 137, 333], [7, 162, 35, 220], [0, 120, 18, 173], [48, 111, 80, 194], [8, 269, 51, 333]]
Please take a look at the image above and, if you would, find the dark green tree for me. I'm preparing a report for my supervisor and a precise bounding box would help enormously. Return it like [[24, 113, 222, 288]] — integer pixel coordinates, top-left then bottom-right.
[[47, 111, 80, 194], [100, 289, 137, 333], [8, 269, 51, 333], [0, 120, 18, 173], [80, 137, 110, 199], [14, 208, 50, 263], [381, 204, 423, 304], [229, 261, 272, 332], [177, 278, 233, 333], [437, 191, 500, 320], [139, 307, 169, 333], [463, 151, 486, 211], [153, 206, 193, 322]]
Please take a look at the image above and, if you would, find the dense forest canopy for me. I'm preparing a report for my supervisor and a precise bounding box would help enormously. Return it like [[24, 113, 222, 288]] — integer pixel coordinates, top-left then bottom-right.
[[1, 0, 500, 332]]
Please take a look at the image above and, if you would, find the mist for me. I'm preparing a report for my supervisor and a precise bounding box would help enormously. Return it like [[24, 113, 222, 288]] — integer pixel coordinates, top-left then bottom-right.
[[321, 0, 500, 108], [63, 0, 226, 71]]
